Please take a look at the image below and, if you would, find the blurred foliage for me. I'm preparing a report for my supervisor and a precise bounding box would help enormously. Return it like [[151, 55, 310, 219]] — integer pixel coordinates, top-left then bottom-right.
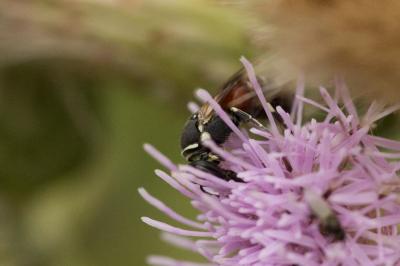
[[0, 62, 101, 198], [0, 0, 255, 101], [0, 0, 260, 265]]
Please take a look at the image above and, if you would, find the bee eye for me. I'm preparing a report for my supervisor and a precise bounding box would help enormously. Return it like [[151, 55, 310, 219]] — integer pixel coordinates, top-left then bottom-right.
[[204, 116, 231, 145], [180, 115, 201, 151]]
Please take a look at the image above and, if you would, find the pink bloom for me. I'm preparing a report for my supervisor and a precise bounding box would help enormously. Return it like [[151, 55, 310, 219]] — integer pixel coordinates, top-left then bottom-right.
[[140, 58, 400, 266]]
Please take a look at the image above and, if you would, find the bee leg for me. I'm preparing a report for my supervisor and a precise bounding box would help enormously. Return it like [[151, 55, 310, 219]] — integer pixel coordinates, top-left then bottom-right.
[[189, 160, 243, 183], [229, 107, 266, 129]]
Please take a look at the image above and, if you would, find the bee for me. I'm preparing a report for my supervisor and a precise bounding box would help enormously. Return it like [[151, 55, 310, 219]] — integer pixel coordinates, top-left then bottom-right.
[[180, 69, 291, 183], [305, 189, 345, 241]]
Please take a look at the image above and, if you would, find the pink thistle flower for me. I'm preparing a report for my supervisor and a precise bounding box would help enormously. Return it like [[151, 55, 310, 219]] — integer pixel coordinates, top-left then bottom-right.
[[140, 58, 400, 266]]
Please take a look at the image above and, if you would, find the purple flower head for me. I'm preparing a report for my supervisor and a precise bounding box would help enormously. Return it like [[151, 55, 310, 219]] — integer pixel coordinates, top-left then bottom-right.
[[140, 58, 400, 266]]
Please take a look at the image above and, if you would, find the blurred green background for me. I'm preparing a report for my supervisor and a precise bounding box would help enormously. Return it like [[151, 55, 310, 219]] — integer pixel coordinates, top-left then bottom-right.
[[0, 1, 260, 265]]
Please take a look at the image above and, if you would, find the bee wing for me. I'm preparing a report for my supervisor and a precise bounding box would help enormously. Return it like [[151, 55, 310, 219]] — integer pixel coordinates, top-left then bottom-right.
[[199, 68, 291, 122], [198, 69, 246, 123], [217, 69, 288, 117]]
